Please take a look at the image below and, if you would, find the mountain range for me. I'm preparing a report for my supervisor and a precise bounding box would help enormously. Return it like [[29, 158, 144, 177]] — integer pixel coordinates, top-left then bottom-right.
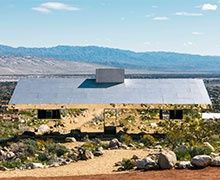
[[0, 44, 220, 73]]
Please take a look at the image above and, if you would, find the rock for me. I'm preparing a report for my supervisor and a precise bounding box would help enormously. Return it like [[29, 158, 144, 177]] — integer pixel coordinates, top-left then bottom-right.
[[50, 162, 60, 167], [131, 155, 139, 160], [81, 150, 94, 160], [128, 143, 135, 148], [0, 150, 6, 160], [136, 156, 158, 170], [0, 166, 8, 171], [65, 137, 77, 142], [6, 151, 15, 159], [38, 125, 50, 135], [120, 144, 129, 150], [136, 159, 146, 169], [203, 142, 215, 152], [93, 147, 104, 156], [31, 163, 44, 169], [191, 155, 212, 168], [155, 145, 162, 149], [210, 152, 219, 157], [150, 123, 158, 128], [26, 163, 44, 169], [175, 161, 192, 169], [139, 143, 145, 148], [109, 138, 121, 149], [115, 161, 122, 166], [158, 150, 177, 169], [211, 156, 220, 166]]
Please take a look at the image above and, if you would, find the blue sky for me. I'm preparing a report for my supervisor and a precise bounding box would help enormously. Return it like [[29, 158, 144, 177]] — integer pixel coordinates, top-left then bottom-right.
[[0, 0, 220, 55]]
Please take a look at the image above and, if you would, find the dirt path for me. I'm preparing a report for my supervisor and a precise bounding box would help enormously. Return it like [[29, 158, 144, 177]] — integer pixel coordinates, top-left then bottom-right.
[[0, 149, 150, 178]]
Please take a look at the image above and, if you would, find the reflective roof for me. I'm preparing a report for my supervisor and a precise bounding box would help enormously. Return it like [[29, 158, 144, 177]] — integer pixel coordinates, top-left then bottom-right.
[[9, 78, 211, 105]]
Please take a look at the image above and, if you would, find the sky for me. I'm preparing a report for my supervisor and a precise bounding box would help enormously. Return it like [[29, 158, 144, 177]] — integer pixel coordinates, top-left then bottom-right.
[[0, 0, 220, 55]]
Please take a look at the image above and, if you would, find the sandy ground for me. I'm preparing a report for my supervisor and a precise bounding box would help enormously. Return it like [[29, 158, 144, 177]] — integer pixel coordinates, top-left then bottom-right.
[[0, 149, 150, 178]]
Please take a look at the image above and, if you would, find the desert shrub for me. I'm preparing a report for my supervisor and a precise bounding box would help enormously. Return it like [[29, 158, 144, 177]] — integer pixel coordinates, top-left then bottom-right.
[[120, 134, 133, 145], [37, 152, 49, 162], [22, 139, 39, 155], [190, 145, 212, 157], [0, 120, 22, 138], [140, 135, 156, 146], [119, 115, 135, 127], [46, 143, 68, 157], [0, 160, 22, 169], [82, 139, 105, 152], [174, 147, 191, 161], [119, 158, 136, 170], [159, 116, 220, 148]]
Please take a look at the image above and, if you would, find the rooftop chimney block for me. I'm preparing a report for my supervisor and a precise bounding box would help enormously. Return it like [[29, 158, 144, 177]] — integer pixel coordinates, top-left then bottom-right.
[[96, 68, 125, 83]]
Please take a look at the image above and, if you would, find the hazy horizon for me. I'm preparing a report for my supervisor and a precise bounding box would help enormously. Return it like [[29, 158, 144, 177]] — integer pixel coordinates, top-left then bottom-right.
[[1, 43, 220, 57]]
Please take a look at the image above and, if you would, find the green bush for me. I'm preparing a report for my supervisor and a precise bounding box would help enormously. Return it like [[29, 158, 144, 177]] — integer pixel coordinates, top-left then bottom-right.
[[120, 158, 136, 170], [46, 143, 68, 157], [37, 153, 49, 162], [140, 135, 156, 146], [120, 134, 133, 145], [0, 160, 22, 169], [175, 147, 191, 161], [82, 139, 105, 152], [190, 145, 212, 157]]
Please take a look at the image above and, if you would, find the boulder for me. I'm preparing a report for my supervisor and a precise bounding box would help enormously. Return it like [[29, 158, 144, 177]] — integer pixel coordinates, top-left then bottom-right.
[[65, 137, 77, 143], [0, 150, 7, 160], [211, 156, 220, 166], [158, 150, 177, 169], [191, 155, 212, 168], [6, 151, 15, 159], [80, 150, 94, 160], [109, 138, 121, 149], [31, 163, 44, 169], [136, 156, 158, 170], [93, 147, 104, 156], [26, 163, 44, 169], [38, 125, 50, 135], [175, 161, 192, 169]]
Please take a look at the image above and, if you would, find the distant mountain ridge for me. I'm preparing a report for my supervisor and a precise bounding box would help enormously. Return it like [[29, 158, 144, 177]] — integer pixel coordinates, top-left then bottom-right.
[[0, 44, 220, 73]]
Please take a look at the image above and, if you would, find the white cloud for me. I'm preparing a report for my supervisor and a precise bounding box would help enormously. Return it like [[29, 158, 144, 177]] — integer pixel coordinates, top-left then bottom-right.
[[175, 12, 203, 16], [192, 32, 204, 35], [153, 16, 169, 21], [184, 41, 193, 46], [201, 3, 217, 11], [32, 7, 50, 13], [32, 2, 79, 13]]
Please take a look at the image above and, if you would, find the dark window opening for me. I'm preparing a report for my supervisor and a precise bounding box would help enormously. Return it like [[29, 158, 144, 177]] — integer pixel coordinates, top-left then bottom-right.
[[169, 110, 183, 120], [159, 110, 163, 120], [38, 110, 61, 119]]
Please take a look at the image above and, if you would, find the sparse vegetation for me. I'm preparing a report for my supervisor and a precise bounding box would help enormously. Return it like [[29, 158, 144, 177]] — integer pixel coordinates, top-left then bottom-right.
[[118, 158, 136, 171], [140, 135, 156, 147]]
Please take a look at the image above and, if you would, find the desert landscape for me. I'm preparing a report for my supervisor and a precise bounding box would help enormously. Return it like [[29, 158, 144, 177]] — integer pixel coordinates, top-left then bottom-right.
[[1, 0, 220, 179], [0, 76, 220, 179]]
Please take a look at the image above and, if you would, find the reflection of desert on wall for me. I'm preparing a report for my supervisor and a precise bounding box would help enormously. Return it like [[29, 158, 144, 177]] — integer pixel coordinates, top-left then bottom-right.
[[16, 108, 203, 134]]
